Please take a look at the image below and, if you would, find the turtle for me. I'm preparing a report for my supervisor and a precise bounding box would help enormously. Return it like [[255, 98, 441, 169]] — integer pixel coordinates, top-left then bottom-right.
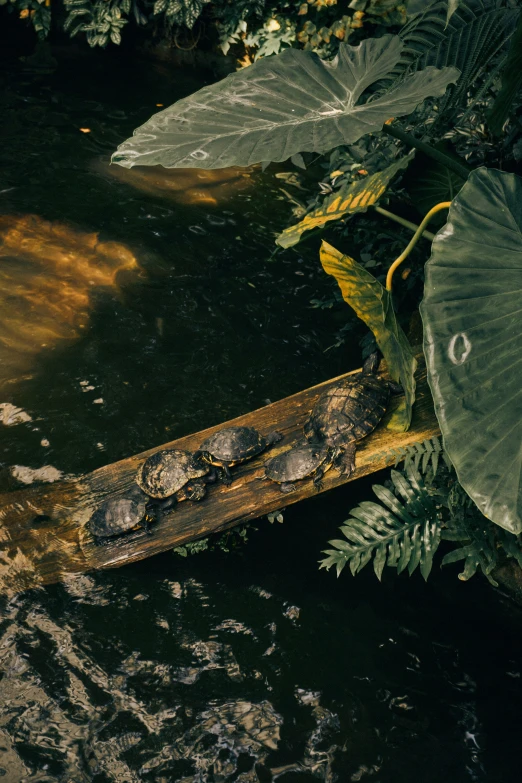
[[264, 442, 335, 493], [136, 448, 210, 518], [88, 487, 151, 545], [304, 352, 402, 477], [195, 426, 283, 484]]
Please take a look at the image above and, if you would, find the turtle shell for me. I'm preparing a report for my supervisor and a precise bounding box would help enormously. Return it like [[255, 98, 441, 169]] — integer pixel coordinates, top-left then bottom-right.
[[88, 489, 147, 538], [265, 444, 330, 484], [199, 426, 266, 465], [137, 449, 208, 499], [306, 372, 390, 446]]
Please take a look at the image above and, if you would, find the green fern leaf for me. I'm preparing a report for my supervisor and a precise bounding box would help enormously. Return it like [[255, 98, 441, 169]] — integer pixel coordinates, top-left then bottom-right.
[[319, 469, 442, 581], [391, 0, 520, 124]]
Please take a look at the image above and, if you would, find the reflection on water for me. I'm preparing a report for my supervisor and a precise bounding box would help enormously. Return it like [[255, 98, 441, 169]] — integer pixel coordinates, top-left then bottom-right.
[[0, 214, 138, 381], [1, 501, 521, 782], [92, 160, 255, 206]]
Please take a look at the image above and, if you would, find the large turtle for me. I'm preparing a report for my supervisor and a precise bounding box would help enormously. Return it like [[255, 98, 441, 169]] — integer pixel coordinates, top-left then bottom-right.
[[136, 448, 209, 517], [304, 352, 401, 477], [195, 426, 283, 484], [88, 487, 151, 545], [264, 442, 335, 493]]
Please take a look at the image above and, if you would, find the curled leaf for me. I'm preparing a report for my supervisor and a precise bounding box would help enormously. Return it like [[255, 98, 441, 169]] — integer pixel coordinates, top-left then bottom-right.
[[320, 241, 416, 431]]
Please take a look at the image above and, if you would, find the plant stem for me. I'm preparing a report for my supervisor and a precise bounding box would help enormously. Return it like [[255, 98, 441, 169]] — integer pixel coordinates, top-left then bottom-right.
[[374, 206, 435, 241], [382, 124, 471, 180], [386, 202, 451, 292]]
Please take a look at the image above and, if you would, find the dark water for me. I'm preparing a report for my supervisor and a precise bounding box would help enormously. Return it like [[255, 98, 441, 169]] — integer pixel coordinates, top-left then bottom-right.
[[0, 49, 521, 782]]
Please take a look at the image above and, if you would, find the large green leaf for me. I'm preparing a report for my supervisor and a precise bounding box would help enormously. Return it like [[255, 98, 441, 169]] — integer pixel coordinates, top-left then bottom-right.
[[320, 241, 417, 431], [111, 35, 459, 170], [420, 168, 522, 534], [276, 152, 414, 249]]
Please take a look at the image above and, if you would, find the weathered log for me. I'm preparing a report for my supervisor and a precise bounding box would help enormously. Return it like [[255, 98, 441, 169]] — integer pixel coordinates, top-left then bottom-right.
[[0, 359, 439, 592]]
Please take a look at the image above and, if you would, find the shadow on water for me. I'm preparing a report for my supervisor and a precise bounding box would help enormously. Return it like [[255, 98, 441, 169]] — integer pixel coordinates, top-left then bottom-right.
[[0, 47, 521, 783]]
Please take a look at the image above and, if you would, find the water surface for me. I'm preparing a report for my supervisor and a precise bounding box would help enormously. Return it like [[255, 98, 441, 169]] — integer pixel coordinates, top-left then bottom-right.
[[0, 48, 521, 783]]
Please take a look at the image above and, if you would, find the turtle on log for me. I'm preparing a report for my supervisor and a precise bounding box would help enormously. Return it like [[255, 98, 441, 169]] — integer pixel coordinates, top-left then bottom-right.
[[195, 426, 283, 484], [304, 352, 402, 477], [136, 448, 210, 519], [264, 442, 335, 493], [88, 487, 151, 545]]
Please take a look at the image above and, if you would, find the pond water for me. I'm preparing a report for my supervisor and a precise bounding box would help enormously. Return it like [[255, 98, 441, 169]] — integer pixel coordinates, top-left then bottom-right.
[[0, 48, 521, 783]]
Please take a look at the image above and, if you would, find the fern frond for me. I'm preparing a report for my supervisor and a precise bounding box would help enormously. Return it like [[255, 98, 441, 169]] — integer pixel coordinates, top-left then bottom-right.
[[319, 469, 442, 581], [390, 0, 520, 124], [442, 507, 522, 586], [392, 436, 451, 478]]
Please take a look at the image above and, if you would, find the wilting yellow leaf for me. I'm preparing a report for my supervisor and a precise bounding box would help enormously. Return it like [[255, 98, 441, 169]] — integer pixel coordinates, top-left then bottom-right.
[[276, 152, 414, 248], [79, 128, 91, 133], [319, 240, 417, 431]]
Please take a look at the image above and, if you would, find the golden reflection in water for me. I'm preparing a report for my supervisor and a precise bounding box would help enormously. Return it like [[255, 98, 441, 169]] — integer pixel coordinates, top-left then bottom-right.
[[93, 159, 255, 205], [0, 214, 139, 381]]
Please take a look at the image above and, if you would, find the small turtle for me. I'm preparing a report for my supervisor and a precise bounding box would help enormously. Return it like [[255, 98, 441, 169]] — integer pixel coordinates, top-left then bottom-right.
[[195, 426, 283, 484], [264, 442, 335, 493], [304, 352, 401, 477], [88, 487, 150, 545], [136, 448, 209, 517]]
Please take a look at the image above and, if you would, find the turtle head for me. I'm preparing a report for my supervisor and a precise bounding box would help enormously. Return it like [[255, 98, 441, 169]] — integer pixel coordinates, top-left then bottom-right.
[[184, 481, 206, 502], [362, 351, 381, 375], [266, 430, 284, 446]]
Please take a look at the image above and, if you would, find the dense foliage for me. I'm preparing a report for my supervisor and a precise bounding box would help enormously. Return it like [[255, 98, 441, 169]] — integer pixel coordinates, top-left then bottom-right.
[[1, 0, 408, 52], [320, 439, 522, 584]]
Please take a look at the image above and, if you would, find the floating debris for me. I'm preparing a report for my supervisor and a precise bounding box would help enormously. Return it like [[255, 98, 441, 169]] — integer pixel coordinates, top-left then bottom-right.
[[0, 402, 32, 426], [10, 465, 64, 485]]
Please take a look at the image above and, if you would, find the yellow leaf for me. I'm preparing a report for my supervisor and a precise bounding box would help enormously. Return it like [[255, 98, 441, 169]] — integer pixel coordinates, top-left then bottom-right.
[[319, 241, 417, 431], [276, 152, 414, 248]]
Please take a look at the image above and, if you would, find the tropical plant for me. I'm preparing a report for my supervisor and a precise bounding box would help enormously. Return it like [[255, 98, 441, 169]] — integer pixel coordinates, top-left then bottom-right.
[[111, 34, 460, 168], [420, 167, 522, 534], [320, 466, 443, 580], [320, 440, 522, 584], [1, 0, 409, 50]]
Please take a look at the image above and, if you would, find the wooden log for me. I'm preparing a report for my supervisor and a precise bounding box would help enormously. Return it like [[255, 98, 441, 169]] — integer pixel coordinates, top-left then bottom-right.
[[0, 358, 439, 592]]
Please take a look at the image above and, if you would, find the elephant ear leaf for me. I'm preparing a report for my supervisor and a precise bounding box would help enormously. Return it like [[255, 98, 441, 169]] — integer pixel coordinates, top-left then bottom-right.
[[276, 152, 414, 249], [420, 168, 522, 534], [111, 35, 459, 170], [320, 241, 417, 432]]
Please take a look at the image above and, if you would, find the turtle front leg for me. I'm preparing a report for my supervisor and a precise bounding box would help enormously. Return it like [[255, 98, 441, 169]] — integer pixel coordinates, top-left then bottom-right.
[[303, 416, 315, 441], [279, 482, 296, 493], [221, 463, 233, 486], [337, 443, 356, 478], [388, 381, 403, 395], [312, 466, 326, 492], [145, 496, 177, 527]]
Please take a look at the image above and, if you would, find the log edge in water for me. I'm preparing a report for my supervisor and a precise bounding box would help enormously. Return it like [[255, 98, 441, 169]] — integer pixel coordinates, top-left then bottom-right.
[[0, 357, 439, 592]]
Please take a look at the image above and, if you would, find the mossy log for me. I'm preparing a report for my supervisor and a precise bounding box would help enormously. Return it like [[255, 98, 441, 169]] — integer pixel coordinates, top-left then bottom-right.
[[0, 359, 439, 593]]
